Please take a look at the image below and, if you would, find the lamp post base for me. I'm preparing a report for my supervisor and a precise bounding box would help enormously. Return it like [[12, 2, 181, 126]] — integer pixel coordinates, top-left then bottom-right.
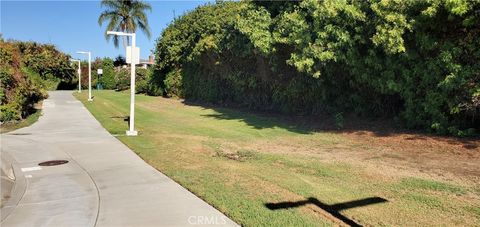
[[126, 130, 138, 136], [88, 98, 93, 101]]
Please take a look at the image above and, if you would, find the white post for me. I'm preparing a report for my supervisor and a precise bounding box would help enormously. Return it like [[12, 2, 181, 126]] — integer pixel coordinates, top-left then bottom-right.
[[77, 52, 92, 98], [127, 33, 138, 136], [87, 52, 92, 101], [106, 31, 138, 136], [77, 61, 81, 93]]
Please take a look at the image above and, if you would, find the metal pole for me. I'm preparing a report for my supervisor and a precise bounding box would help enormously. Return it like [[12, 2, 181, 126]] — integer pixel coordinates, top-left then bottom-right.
[[78, 61, 81, 93], [88, 52, 93, 101], [106, 31, 138, 136], [127, 33, 137, 136]]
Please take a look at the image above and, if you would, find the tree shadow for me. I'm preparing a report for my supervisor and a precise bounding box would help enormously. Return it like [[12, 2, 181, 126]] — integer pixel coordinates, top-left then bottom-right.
[[200, 111, 313, 134], [185, 101, 315, 134], [185, 100, 384, 135], [462, 142, 479, 149], [265, 197, 388, 226], [56, 80, 77, 90], [184, 101, 479, 150], [403, 134, 479, 150]]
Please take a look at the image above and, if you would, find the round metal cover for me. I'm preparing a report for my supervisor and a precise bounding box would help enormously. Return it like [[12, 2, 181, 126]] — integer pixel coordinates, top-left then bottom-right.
[[38, 160, 69, 166]]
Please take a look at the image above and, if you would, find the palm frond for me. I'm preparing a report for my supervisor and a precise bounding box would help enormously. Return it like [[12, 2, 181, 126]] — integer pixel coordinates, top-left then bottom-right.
[[113, 35, 120, 48], [98, 0, 152, 47], [100, 0, 121, 10], [131, 1, 152, 12], [106, 16, 121, 48], [98, 10, 117, 26], [136, 20, 151, 38]]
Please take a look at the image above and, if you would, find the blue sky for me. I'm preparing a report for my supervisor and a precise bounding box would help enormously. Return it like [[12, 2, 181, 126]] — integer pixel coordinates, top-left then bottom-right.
[[1, 1, 211, 59]]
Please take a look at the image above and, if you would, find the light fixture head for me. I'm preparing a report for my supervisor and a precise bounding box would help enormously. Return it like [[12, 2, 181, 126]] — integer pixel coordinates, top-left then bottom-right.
[[107, 31, 133, 36]]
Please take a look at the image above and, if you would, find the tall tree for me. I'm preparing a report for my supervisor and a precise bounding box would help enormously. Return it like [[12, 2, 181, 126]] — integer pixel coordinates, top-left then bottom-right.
[[98, 0, 152, 48]]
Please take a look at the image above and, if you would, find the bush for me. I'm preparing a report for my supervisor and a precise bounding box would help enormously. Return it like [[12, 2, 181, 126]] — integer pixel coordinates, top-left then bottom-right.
[[135, 68, 152, 94], [164, 69, 183, 97], [0, 103, 20, 122], [115, 68, 130, 91], [1, 39, 71, 123], [101, 58, 116, 89], [114, 67, 150, 92]]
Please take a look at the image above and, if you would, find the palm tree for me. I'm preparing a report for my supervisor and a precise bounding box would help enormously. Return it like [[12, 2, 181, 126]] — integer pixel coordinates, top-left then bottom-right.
[[98, 0, 152, 48]]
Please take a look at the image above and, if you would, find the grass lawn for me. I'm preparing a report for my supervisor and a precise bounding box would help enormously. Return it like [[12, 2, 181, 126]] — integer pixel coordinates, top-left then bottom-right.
[[75, 90, 480, 226]]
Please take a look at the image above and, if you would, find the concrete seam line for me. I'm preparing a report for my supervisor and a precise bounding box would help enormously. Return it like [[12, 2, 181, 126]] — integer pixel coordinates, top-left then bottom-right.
[[63, 151, 101, 227]]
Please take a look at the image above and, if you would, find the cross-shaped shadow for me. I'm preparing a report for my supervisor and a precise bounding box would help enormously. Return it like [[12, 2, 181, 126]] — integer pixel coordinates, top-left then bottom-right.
[[265, 197, 387, 226]]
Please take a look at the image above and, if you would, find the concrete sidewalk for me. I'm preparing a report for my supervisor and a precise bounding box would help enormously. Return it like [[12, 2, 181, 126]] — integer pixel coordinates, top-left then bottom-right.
[[1, 91, 238, 227]]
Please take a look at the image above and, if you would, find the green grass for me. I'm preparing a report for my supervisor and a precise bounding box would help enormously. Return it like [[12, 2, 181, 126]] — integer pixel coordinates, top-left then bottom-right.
[[75, 90, 480, 226], [0, 108, 42, 133], [399, 177, 467, 195]]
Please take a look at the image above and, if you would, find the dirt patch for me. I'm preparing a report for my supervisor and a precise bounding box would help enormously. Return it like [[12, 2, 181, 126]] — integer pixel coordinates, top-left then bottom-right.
[[341, 131, 480, 181], [238, 132, 480, 187]]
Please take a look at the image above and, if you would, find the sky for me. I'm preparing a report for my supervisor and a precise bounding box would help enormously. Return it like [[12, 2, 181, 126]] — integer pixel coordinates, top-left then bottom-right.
[[1, 0, 211, 59]]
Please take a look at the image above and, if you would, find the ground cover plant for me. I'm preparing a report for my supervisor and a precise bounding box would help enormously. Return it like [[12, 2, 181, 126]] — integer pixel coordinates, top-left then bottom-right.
[[76, 90, 480, 226]]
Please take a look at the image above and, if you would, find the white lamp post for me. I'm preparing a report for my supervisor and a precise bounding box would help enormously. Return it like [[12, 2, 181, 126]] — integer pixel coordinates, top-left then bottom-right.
[[70, 59, 81, 93], [77, 51, 92, 101], [106, 31, 138, 136]]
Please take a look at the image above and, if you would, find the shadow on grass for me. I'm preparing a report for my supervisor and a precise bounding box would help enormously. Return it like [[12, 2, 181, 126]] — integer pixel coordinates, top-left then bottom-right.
[[184, 100, 340, 135], [265, 197, 388, 227], [184, 101, 479, 150], [200, 109, 313, 135]]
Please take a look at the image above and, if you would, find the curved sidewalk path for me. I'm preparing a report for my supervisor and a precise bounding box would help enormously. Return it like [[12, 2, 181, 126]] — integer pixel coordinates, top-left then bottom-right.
[[1, 91, 238, 227]]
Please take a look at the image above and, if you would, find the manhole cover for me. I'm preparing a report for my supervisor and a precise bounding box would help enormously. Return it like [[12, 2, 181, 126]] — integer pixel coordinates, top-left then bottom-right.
[[9, 133, 32, 135], [38, 160, 69, 166]]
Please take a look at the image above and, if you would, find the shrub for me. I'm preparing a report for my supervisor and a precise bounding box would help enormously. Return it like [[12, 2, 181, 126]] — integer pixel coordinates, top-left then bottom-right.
[[101, 57, 116, 89], [135, 68, 151, 94], [0, 103, 20, 122], [164, 69, 183, 97], [0, 39, 71, 123], [115, 68, 130, 91], [114, 67, 150, 92]]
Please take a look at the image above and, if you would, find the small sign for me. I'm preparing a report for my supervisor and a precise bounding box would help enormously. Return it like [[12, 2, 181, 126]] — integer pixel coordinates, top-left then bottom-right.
[[97, 69, 103, 74], [126, 46, 140, 64]]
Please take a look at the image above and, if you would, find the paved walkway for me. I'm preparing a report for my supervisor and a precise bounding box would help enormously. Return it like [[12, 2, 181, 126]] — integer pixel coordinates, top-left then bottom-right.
[[1, 91, 238, 227]]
